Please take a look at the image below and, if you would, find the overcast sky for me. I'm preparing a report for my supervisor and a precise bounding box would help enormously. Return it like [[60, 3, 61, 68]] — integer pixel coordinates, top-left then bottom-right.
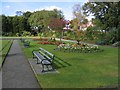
[[1, 0, 91, 20]]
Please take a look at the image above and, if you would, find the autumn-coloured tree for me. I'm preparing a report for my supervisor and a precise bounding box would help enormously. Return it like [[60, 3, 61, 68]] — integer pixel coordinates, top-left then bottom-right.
[[49, 18, 66, 41], [49, 18, 66, 31]]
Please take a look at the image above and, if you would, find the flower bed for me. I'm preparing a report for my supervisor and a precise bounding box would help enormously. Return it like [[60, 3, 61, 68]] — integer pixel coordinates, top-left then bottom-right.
[[37, 41, 51, 45], [57, 43, 103, 53]]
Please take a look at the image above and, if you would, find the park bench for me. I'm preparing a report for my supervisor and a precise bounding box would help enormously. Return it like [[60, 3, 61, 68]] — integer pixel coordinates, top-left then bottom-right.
[[21, 38, 25, 43], [32, 47, 55, 72], [24, 41, 30, 47], [20, 38, 30, 47]]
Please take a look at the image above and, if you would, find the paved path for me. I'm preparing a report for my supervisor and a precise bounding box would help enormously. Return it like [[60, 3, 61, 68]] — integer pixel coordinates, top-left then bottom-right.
[[55, 38, 95, 45], [2, 40, 40, 88]]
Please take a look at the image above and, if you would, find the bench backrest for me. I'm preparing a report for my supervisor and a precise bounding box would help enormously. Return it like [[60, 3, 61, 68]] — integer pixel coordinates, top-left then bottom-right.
[[39, 47, 55, 60]]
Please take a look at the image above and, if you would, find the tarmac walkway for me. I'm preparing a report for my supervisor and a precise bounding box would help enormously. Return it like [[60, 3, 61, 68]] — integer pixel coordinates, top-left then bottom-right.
[[2, 40, 40, 89]]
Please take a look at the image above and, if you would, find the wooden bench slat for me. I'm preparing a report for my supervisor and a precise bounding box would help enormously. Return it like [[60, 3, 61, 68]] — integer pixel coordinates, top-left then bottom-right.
[[39, 51, 51, 60], [41, 60, 52, 65], [39, 47, 54, 59], [33, 52, 46, 61]]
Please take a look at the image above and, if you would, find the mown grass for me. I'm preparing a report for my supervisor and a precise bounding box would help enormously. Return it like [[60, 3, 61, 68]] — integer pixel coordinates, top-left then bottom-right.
[[21, 39, 118, 88], [0, 40, 12, 66]]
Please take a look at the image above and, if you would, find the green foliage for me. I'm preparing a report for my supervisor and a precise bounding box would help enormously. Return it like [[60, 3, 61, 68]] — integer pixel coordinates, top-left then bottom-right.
[[86, 26, 102, 40], [23, 11, 32, 32], [83, 2, 119, 29], [21, 31, 31, 37], [12, 16, 26, 34], [105, 27, 119, 44], [82, 2, 120, 43], [86, 26, 94, 40], [70, 18, 79, 31], [2, 12, 31, 36], [82, 18, 88, 24], [2, 15, 13, 35]]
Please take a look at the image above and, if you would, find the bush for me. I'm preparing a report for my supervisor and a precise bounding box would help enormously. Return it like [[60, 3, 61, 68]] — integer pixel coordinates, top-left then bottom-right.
[[96, 39, 110, 45], [104, 27, 118, 44], [96, 41, 105, 45]]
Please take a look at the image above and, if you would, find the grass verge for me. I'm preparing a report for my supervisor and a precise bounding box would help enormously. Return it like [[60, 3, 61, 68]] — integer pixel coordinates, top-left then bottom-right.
[[0, 40, 13, 67]]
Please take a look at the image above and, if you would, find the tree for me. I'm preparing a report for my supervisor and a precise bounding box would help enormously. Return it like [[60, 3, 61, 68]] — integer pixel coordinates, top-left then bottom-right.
[[82, 18, 88, 24], [49, 18, 66, 31], [82, 2, 120, 42], [16, 11, 23, 16], [23, 11, 32, 32], [72, 4, 88, 44], [2, 15, 8, 34], [73, 4, 86, 30], [12, 16, 26, 34], [48, 18, 66, 41], [7, 16, 13, 35], [28, 10, 64, 32], [2, 15, 13, 36], [82, 2, 119, 30]]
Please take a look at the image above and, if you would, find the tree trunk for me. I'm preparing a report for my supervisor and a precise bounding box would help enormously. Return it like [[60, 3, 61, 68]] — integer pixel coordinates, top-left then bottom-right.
[[77, 40, 80, 45]]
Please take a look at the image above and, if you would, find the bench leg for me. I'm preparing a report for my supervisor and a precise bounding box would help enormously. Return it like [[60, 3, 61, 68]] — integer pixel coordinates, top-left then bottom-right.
[[51, 63, 55, 71], [37, 58, 39, 64], [45, 64, 54, 71], [33, 54, 35, 59], [41, 64, 45, 72], [46, 65, 49, 71]]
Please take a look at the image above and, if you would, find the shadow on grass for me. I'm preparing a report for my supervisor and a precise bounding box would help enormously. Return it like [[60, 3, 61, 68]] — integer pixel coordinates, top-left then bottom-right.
[[53, 56, 71, 69]]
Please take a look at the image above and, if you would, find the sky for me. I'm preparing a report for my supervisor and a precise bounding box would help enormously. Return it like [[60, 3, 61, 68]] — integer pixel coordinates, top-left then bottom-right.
[[1, 0, 91, 20]]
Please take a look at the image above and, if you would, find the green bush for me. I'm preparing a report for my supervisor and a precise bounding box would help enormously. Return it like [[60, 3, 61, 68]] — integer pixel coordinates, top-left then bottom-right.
[[105, 27, 118, 44]]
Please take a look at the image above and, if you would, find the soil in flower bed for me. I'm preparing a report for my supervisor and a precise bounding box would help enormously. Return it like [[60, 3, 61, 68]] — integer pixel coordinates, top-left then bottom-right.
[[37, 41, 65, 45], [33, 38, 48, 41]]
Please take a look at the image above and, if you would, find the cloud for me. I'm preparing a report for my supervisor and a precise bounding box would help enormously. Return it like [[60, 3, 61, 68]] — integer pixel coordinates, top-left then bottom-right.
[[32, 6, 72, 20], [5, 5, 10, 9], [63, 10, 73, 20], [35, 6, 62, 11]]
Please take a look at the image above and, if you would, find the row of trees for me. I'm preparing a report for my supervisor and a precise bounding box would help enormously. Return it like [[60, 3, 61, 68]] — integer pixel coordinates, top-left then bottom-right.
[[2, 11, 31, 36], [1, 9, 66, 36]]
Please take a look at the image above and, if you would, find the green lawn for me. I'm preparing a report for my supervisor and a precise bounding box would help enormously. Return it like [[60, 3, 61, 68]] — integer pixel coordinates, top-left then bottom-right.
[[21, 39, 118, 88], [0, 40, 13, 66]]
